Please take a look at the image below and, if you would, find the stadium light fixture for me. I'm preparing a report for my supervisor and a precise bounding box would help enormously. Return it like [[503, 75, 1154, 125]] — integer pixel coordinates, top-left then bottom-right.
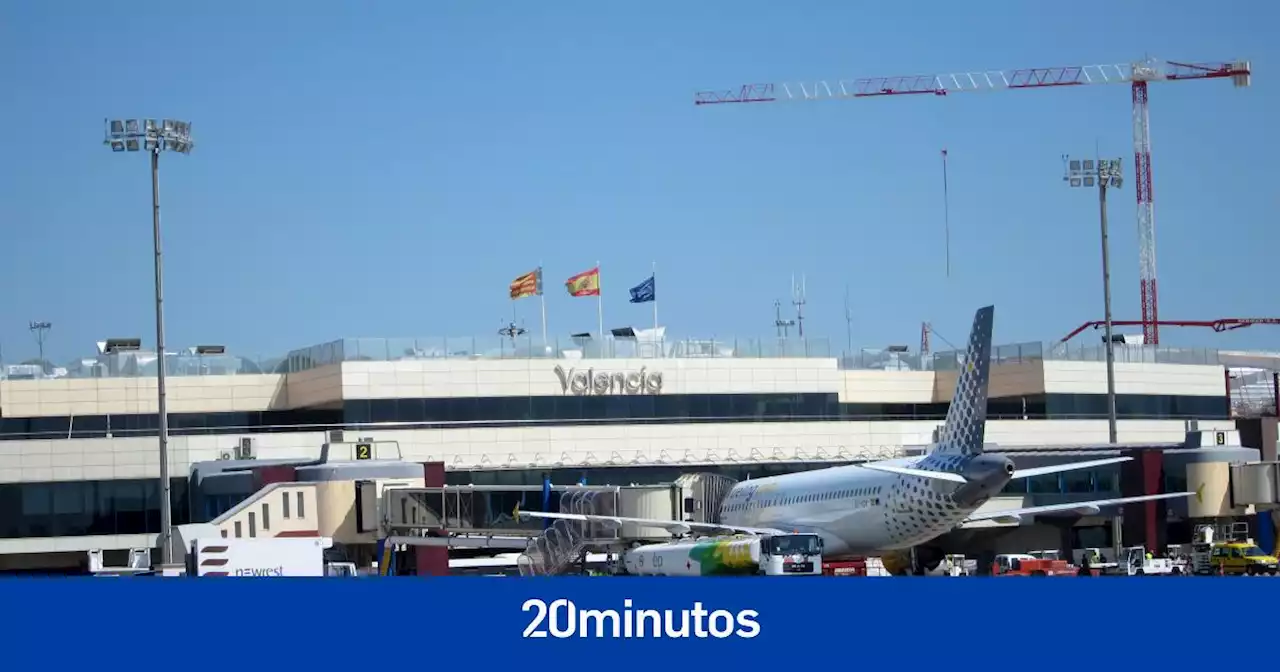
[[1063, 154, 1125, 445], [102, 117, 195, 568]]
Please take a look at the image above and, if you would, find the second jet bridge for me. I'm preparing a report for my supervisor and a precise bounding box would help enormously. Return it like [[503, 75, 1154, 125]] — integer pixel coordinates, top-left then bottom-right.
[[370, 473, 738, 564], [375, 484, 624, 539]]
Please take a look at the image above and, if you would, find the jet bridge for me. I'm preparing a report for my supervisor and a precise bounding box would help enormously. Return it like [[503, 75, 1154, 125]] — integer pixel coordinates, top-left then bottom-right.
[[373, 473, 737, 575], [374, 484, 633, 576], [1209, 461, 1280, 513], [1182, 430, 1275, 516], [378, 484, 623, 541], [517, 472, 737, 577]]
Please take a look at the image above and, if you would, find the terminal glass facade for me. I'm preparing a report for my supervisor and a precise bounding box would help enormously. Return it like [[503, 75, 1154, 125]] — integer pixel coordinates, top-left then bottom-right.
[[344, 392, 1226, 425], [0, 478, 189, 539], [0, 409, 340, 441], [450, 461, 1135, 496], [0, 391, 1227, 440]]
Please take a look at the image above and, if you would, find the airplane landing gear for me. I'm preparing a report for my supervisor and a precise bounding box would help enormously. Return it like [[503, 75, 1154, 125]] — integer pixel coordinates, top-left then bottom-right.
[[911, 546, 946, 575]]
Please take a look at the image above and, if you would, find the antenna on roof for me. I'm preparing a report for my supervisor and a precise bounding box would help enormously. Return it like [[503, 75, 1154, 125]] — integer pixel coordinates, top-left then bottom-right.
[[499, 320, 526, 353], [843, 285, 853, 354], [941, 148, 952, 278], [28, 321, 52, 374], [792, 273, 807, 339], [774, 300, 794, 339]]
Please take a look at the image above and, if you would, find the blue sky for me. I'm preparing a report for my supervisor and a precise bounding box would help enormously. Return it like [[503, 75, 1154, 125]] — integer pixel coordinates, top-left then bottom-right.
[[1, 0, 1276, 365]]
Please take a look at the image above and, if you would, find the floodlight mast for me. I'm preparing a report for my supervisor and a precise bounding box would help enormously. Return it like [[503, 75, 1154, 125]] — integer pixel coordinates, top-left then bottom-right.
[[102, 118, 194, 567], [1064, 155, 1124, 445], [28, 321, 52, 374]]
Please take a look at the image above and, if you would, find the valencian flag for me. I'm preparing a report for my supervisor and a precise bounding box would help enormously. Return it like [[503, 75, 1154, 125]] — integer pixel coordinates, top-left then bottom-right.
[[565, 267, 601, 297], [628, 275, 655, 303], [509, 268, 543, 300]]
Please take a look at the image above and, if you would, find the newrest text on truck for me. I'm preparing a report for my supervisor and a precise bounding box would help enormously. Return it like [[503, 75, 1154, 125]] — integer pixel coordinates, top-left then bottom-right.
[[621, 533, 824, 576], [188, 537, 338, 577]]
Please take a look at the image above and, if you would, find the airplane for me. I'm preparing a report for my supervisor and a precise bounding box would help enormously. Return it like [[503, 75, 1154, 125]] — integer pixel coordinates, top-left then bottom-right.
[[514, 305, 1195, 572]]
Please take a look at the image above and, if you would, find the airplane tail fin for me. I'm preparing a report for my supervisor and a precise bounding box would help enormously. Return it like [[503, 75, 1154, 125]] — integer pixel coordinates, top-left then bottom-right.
[[931, 306, 995, 457]]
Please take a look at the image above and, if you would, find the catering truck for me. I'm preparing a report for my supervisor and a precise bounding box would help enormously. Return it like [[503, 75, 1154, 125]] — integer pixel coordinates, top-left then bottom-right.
[[620, 533, 823, 576], [188, 537, 336, 577]]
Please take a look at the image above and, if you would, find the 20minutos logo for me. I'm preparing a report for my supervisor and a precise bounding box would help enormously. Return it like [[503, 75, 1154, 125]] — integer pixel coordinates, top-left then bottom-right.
[[522, 598, 761, 639]]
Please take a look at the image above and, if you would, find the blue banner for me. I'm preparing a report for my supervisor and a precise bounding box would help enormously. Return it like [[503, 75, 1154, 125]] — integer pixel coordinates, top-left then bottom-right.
[[628, 275, 655, 303], [0, 577, 1263, 668]]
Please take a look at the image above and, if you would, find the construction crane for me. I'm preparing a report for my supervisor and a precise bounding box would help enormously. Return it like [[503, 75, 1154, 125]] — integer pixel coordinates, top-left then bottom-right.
[[695, 58, 1253, 345], [1059, 318, 1280, 345]]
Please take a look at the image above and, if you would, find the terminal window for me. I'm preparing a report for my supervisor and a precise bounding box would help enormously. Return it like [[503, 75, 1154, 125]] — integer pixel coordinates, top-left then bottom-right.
[[0, 392, 1228, 443]]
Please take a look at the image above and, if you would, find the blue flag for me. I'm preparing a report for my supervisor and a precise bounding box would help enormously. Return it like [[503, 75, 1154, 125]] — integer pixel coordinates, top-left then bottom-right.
[[629, 275, 655, 303]]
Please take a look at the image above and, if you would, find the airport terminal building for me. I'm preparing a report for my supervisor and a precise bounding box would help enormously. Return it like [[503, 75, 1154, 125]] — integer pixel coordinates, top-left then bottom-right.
[[0, 331, 1276, 571]]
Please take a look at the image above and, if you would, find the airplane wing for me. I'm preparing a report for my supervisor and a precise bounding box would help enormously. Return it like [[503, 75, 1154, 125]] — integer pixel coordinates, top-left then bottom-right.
[[963, 491, 1195, 526], [513, 508, 787, 536], [860, 456, 1135, 484], [1009, 456, 1132, 480], [858, 463, 968, 483]]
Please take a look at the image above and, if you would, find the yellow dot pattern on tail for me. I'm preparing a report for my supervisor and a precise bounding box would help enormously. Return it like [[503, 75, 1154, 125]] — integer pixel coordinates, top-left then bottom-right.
[[933, 306, 993, 457]]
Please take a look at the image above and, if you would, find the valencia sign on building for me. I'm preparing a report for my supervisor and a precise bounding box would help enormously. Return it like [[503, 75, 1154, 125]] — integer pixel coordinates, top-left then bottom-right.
[[553, 365, 664, 396]]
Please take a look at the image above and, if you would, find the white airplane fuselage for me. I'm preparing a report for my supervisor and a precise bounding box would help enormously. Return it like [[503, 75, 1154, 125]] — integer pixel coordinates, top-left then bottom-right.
[[719, 450, 1015, 557], [511, 304, 1195, 574]]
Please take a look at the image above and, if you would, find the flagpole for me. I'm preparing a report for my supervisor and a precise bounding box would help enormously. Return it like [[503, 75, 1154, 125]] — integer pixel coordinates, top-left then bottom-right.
[[538, 262, 548, 351], [596, 260, 604, 346], [651, 261, 658, 333], [508, 294, 518, 356]]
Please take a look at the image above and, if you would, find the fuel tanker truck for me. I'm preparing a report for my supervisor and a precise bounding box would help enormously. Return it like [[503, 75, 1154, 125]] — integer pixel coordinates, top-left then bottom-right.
[[620, 533, 823, 576]]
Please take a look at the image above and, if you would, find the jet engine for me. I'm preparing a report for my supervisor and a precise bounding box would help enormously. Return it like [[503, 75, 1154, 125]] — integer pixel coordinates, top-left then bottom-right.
[[880, 551, 912, 575]]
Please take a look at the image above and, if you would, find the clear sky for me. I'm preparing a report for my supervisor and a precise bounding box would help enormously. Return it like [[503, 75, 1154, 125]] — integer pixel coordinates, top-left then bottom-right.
[[1, 0, 1276, 366]]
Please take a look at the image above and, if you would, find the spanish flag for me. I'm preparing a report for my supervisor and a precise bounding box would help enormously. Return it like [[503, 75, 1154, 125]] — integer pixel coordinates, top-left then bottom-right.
[[565, 267, 601, 297], [510, 268, 542, 300]]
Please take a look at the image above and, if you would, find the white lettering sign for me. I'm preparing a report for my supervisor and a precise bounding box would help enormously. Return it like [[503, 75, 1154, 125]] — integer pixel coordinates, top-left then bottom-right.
[[553, 365, 663, 396], [234, 567, 285, 577]]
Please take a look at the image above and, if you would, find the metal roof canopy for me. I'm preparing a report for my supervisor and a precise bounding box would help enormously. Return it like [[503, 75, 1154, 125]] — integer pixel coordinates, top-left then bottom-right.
[[994, 442, 1182, 456]]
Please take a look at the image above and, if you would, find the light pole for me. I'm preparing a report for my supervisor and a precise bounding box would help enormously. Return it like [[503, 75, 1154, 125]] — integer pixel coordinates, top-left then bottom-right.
[[1063, 156, 1124, 444], [28, 321, 51, 374], [103, 118, 194, 566]]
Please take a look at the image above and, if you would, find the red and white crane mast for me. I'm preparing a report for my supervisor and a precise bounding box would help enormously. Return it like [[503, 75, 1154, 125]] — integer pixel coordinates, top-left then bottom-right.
[[695, 58, 1252, 344], [1130, 71, 1159, 346]]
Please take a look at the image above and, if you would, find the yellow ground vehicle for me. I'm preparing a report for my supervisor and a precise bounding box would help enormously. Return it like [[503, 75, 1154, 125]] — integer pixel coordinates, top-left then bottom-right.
[[1209, 542, 1279, 576]]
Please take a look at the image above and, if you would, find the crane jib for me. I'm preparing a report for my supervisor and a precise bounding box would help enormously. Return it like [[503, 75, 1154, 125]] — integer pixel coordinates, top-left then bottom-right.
[[696, 58, 1252, 346]]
